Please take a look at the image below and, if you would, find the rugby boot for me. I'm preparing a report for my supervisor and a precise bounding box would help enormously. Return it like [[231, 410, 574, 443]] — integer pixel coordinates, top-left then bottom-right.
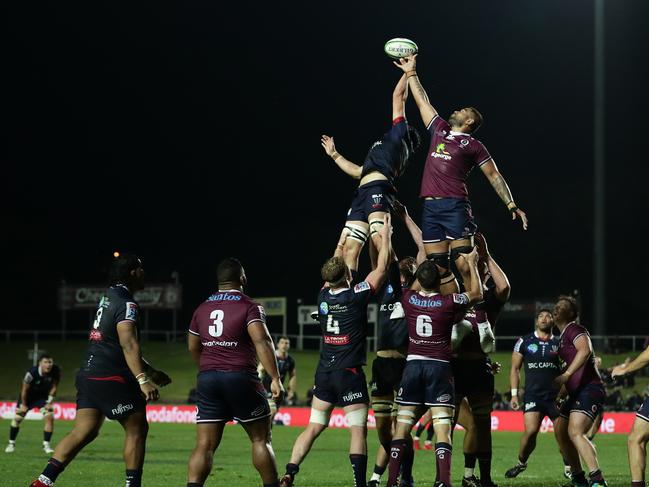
[[505, 462, 527, 478], [368, 481, 380, 487], [588, 481, 608, 487], [29, 478, 53, 487], [462, 476, 483, 487], [279, 474, 294, 487]]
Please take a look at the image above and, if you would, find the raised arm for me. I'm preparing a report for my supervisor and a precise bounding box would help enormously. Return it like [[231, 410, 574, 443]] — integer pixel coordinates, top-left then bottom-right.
[[459, 247, 483, 305], [392, 74, 408, 120], [479, 159, 528, 230], [393, 55, 438, 127], [611, 346, 649, 378], [364, 213, 393, 290], [392, 200, 426, 264], [248, 321, 285, 403], [509, 350, 524, 410], [117, 321, 159, 402], [321, 135, 362, 179], [475, 232, 511, 303]]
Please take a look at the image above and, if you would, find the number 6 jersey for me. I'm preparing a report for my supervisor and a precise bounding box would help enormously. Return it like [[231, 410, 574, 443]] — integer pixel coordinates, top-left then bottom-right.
[[401, 289, 470, 362], [189, 290, 266, 373]]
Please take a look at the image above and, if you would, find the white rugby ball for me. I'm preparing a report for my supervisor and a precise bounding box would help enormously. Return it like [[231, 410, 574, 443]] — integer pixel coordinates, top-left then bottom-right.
[[384, 38, 418, 60]]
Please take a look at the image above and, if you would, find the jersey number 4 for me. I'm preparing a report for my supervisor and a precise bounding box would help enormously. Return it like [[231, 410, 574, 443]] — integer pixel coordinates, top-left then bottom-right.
[[209, 310, 225, 337], [416, 315, 433, 337], [326, 315, 340, 334]]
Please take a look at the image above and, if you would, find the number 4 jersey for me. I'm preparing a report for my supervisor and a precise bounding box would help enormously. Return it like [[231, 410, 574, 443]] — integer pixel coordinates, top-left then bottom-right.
[[189, 290, 266, 373]]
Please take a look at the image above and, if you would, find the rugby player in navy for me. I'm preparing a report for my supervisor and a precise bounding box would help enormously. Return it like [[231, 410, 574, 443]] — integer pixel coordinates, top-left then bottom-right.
[[505, 309, 562, 479], [29, 254, 171, 487], [386, 248, 483, 487], [393, 54, 527, 296], [6, 354, 60, 454], [612, 346, 649, 487], [186, 258, 284, 487], [552, 295, 607, 487], [258, 336, 297, 419], [321, 74, 420, 279], [281, 215, 393, 487]]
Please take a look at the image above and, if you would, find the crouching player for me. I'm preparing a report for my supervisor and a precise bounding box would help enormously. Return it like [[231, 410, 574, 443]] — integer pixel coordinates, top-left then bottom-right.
[[6, 354, 60, 454], [386, 248, 483, 487]]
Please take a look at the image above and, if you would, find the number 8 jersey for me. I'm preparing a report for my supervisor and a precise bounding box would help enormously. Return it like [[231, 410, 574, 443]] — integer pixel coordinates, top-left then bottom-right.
[[189, 290, 266, 373], [401, 289, 469, 361], [316, 282, 374, 371]]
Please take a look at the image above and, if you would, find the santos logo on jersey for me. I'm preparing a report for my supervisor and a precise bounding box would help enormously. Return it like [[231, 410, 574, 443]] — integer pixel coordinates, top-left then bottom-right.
[[409, 294, 442, 308]]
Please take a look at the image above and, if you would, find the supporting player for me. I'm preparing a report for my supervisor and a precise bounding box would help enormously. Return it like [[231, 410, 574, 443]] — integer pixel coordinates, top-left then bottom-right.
[[452, 233, 509, 487], [280, 215, 393, 487], [186, 258, 284, 487], [505, 309, 562, 479], [321, 74, 420, 278], [29, 254, 171, 487], [393, 54, 527, 296], [386, 248, 483, 487], [552, 295, 608, 487], [259, 336, 297, 424], [6, 354, 61, 454], [611, 343, 649, 487], [412, 409, 435, 450]]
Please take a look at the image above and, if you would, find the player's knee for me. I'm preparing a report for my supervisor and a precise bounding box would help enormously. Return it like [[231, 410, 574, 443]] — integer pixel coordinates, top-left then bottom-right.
[[344, 223, 369, 246], [309, 408, 331, 427], [368, 219, 384, 238], [396, 409, 416, 431], [426, 252, 450, 272], [345, 407, 368, 428], [371, 400, 393, 419], [11, 416, 23, 428]]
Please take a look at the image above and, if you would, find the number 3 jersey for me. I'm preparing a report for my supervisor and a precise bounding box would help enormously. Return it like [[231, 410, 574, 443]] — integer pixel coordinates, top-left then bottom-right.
[[189, 290, 266, 374], [316, 282, 373, 371], [82, 284, 141, 376], [401, 289, 470, 362]]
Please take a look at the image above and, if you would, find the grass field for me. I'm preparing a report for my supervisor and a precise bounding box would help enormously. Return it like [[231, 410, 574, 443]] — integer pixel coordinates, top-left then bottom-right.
[[1, 340, 646, 404], [0, 421, 632, 486]]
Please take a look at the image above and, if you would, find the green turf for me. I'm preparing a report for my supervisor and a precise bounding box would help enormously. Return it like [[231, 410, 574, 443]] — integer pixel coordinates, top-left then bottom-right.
[[1, 340, 646, 405], [0, 421, 632, 486]]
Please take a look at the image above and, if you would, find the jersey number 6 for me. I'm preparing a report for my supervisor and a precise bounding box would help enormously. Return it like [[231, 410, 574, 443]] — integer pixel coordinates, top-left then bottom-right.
[[416, 315, 433, 337], [209, 310, 225, 337]]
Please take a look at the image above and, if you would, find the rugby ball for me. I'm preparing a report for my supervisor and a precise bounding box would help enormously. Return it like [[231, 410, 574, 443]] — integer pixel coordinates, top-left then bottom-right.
[[384, 38, 418, 60]]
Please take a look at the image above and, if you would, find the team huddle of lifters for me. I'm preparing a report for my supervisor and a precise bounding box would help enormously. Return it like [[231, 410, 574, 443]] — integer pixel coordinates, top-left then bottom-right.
[[24, 54, 629, 487]]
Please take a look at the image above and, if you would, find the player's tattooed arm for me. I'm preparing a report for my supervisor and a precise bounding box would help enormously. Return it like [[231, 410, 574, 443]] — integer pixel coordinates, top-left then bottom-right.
[[480, 160, 528, 230], [321, 135, 362, 179], [393, 55, 438, 127]]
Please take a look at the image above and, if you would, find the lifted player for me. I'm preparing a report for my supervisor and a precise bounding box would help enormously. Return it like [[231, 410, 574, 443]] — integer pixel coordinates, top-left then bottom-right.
[[6, 354, 61, 454], [29, 254, 171, 487], [393, 54, 527, 294], [553, 295, 607, 487], [505, 309, 562, 479], [386, 249, 483, 487], [281, 215, 393, 487], [321, 74, 419, 278], [186, 258, 284, 487]]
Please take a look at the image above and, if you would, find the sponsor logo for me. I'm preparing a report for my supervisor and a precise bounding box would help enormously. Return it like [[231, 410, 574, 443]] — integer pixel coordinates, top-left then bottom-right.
[[453, 293, 469, 305], [208, 293, 242, 302], [437, 394, 451, 403], [250, 404, 267, 417], [409, 294, 442, 308], [354, 282, 371, 294], [89, 329, 103, 342], [527, 343, 539, 354], [431, 143, 452, 161], [370, 141, 383, 150], [527, 362, 558, 369], [386, 284, 393, 294], [324, 335, 350, 345], [320, 302, 329, 315], [202, 340, 239, 347], [371, 193, 383, 208], [460, 139, 469, 147], [342, 391, 363, 402], [125, 302, 138, 321], [257, 305, 266, 322], [525, 402, 536, 411], [112, 403, 134, 416]]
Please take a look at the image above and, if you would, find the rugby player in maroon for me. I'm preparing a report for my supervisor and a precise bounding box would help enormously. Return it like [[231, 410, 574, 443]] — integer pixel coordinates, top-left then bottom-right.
[[29, 254, 171, 487], [186, 258, 284, 487], [386, 248, 483, 487], [281, 215, 393, 487], [553, 295, 607, 487], [393, 54, 527, 297], [612, 346, 649, 487]]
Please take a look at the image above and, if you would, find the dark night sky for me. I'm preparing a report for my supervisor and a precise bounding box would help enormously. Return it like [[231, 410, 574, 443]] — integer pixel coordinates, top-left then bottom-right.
[[3, 1, 649, 334]]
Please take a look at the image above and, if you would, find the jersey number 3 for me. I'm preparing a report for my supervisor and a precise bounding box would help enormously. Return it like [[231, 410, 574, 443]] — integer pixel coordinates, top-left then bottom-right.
[[209, 310, 225, 337]]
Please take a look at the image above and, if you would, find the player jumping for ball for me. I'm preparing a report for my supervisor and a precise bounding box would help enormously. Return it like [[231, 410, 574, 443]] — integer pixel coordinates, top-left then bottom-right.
[[393, 54, 527, 294], [321, 74, 420, 279]]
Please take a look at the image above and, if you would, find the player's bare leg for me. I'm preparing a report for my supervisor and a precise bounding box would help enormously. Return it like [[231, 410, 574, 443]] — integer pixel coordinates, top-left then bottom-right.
[[241, 417, 279, 486], [627, 417, 649, 486], [387, 405, 423, 487], [30, 409, 104, 486], [340, 220, 369, 277], [118, 410, 148, 487], [567, 411, 607, 485], [281, 397, 332, 486], [456, 398, 480, 485], [369, 394, 394, 485], [43, 407, 55, 454], [187, 422, 225, 486], [423, 240, 457, 295], [554, 416, 588, 486], [505, 412, 542, 478], [344, 402, 370, 487]]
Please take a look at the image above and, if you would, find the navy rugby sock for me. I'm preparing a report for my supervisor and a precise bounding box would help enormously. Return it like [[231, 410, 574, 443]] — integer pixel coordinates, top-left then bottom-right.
[[186, 483, 202, 487], [477, 450, 493, 482], [41, 457, 65, 483], [372, 463, 386, 476], [589, 469, 605, 483], [125, 469, 142, 487], [349, 454, 367, 487], [9, 426, 19, 441], [44, 431, 53, 442]]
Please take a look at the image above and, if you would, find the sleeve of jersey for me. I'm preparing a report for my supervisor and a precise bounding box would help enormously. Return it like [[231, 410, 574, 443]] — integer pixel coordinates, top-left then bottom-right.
[[513, 337, 524, 354], [23, 370, 34, 384], [188, 310, 200, 336], [426, 115, 449, 133], [385, 117, 407, 143], [247, 303, 267, 326], [474, 141, 492, 167], [353, 281, 374, 300], [117, 301, 139, 323]]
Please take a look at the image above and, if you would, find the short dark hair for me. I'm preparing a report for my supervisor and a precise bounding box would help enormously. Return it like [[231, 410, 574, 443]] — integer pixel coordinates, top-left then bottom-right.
[[557, 295, 579, 320], [38, 353, 53, 362], [109, 253, 141, 285], [217, 257, 244, 283], [467, 107, 483, 133], [321, 257, 347, 286], [416, 260, 440, 290], [278, 336, 290, 342], [399, 256, 417, 286]]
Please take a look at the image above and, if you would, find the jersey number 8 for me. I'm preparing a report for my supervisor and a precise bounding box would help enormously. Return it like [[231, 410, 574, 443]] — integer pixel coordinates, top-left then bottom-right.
[[209, 310, 225, 337], [416, 315, 433, 337]]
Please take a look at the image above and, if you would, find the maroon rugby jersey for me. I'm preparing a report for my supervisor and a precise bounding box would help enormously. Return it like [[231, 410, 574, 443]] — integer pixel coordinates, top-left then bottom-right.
[[558, 321, 602, 393], [189, 290, 266, 373], [420, 116, 492, 199], [401, 289, 469, 361]]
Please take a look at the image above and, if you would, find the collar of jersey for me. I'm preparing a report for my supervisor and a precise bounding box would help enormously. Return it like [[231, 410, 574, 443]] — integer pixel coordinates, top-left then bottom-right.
[[217, 289, 241, 293], [449, 130, 470, 136], [559, 321, 578, 339], [113, 283, 131, 293], [534, 330, 552, 341], [328, 287, 350, 295], [417, 290, 439, 297]]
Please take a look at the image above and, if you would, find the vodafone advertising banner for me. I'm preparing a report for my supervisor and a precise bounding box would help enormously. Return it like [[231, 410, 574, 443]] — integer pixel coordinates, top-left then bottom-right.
[[0, 402, 636, 433]]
